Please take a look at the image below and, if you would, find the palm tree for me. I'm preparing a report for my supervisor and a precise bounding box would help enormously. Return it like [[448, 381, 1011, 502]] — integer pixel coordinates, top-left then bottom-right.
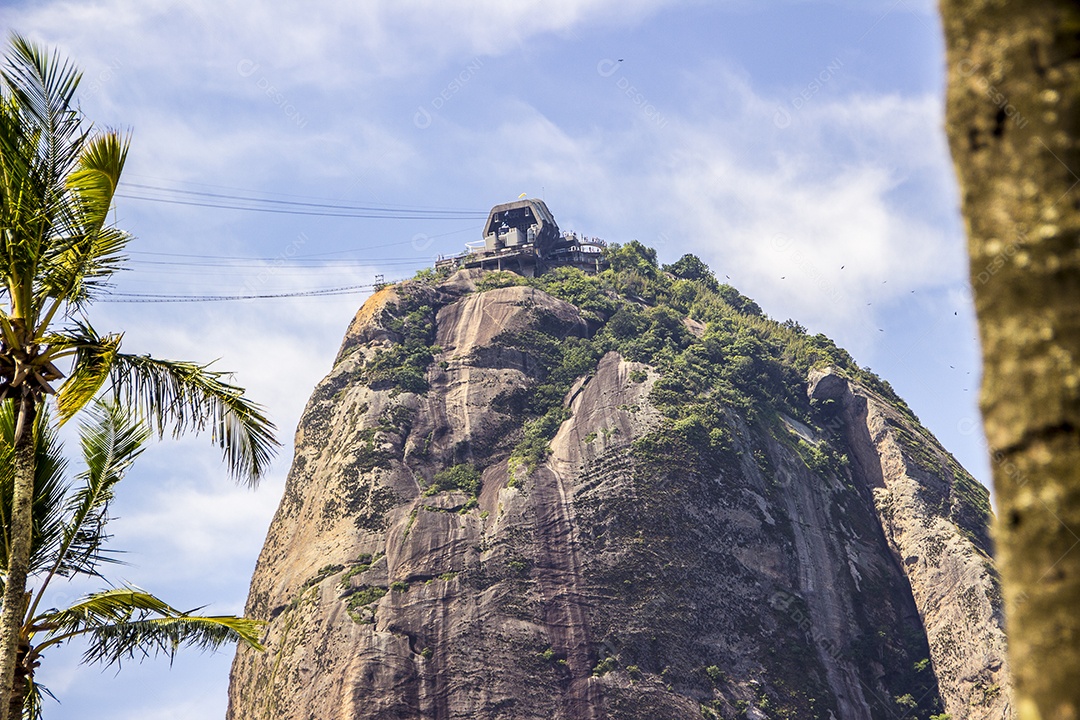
[[0, 35, 278, 717], [0, 401, 263, 719]]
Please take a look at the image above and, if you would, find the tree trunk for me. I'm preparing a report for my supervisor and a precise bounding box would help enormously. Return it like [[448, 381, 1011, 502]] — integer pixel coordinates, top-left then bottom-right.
[[939, 1, 1080, 718], [6, 637, 28, 720], [0, 396, 37, 720]]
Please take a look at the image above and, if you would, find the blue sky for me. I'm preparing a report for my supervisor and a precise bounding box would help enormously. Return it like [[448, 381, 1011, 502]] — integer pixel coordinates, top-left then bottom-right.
[[0, 1, 988, 718]]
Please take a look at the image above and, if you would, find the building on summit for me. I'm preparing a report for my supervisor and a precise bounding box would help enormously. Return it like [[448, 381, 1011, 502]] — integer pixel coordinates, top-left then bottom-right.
[[436, 198, 608, 277]]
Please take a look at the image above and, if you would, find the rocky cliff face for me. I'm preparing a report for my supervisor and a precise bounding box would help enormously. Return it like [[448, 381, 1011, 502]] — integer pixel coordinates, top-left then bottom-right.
[[227, 258, 1011, 720]]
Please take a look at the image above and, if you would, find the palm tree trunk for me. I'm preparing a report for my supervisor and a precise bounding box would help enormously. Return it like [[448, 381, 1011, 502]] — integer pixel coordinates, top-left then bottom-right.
[[0, 396, 37, 720], [940, 1, 1080, 718], [6, 639, 27, 720]]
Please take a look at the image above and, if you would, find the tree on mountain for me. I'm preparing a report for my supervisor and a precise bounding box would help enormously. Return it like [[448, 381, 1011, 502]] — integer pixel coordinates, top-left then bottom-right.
[[0, 401, 264, 719], [940, 2, 1080, 717], [662, 253, 720, 291], [0, 35, 278, 717]]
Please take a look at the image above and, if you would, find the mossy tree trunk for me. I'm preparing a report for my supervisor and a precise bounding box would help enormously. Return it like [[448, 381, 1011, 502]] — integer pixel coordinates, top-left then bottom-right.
[[940, 2, 1080, 718], [0, 396, 37, 720]]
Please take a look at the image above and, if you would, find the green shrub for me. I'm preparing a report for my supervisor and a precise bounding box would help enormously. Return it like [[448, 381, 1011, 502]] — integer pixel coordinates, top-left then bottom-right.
[[476, 271, 529, 291], [338, 565, 367, 589], [509, 407, 571, 484], [593, 657, 617, 676], [302, 564, 343, 590], [345, 585, 387, 623], [425, 463, 482, 497], [362, 294, 439, 394]]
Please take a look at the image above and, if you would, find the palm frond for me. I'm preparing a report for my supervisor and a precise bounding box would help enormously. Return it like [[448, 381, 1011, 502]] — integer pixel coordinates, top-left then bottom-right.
[[1, 35, 82, 157], [0, 34, 90, 315], [52, 401, 147, 578], [49, 323, 121, 421], [1, 34, 85, 203], [20, 677, 54, 720], [35, 587, 265, 667], [63, 131, 127, 238], [0, 97, 49, 311], [81, 614, 265, 667], [48, 325, 278, 483], [106, 354, 278, 485], [37, 131, 132, 312]]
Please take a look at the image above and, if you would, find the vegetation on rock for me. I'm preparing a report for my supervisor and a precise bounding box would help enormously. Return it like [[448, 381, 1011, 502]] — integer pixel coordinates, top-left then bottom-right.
[[233, 240, 1004, 719]]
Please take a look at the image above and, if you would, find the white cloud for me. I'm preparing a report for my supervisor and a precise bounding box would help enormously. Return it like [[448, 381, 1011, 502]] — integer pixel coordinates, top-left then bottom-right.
[[5, 0, 684, 89]]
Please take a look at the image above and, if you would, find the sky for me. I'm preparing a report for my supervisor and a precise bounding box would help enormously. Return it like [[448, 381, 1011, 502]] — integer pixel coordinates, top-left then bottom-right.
[[0, 1, 991, 718]]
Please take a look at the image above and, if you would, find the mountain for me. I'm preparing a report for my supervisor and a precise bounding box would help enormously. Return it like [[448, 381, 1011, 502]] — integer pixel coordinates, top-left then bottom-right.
[[226, 244, 1011, 720]]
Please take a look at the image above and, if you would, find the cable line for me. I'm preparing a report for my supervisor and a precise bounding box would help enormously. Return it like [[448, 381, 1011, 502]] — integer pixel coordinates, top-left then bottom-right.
[[116, 193, 489, 219], [101, 282, 390, 303], [126, 257, 423, 268], [122, 183, 486, 216], [126, 225, 475, 261]]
